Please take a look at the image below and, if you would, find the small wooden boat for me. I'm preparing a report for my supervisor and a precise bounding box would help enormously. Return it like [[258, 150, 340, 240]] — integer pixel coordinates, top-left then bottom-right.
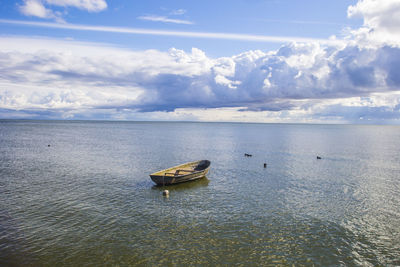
[[150, 160, 211, 186]]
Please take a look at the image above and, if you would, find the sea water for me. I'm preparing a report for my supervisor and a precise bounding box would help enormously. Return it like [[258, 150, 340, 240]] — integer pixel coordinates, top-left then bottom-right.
[[1, 120, 399, 266]]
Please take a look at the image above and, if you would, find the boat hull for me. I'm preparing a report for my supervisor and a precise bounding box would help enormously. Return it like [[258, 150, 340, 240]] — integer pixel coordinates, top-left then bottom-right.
[[150, 160, 211, 186]]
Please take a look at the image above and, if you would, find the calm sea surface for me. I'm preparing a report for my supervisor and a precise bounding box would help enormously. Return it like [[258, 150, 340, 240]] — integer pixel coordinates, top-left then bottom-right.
[[0, 120, 399, 266]]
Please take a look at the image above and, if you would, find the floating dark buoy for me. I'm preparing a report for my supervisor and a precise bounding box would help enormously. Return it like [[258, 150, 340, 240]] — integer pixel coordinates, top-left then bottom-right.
[[264, 163, 267, 168], [317, 156, 322, 160], [48, 144, 50, 147], [162, 190, 169, 197]]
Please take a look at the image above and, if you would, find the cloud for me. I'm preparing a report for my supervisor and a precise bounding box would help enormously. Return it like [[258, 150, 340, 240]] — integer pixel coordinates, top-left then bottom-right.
[[0, 19, 340, 44], [256, 18, 348, 26], [348, 0, 400, 46], [137, 15, 193, 25], [170, 9, 187, 16], [0, 34, 400, 123], [138, 8, 192, 25], [17, 0, 107, 22], [348, 0, 400, 33], [18, 0, 63, 22], [44, 0, 107, 12], [2, 0, 400, 123]]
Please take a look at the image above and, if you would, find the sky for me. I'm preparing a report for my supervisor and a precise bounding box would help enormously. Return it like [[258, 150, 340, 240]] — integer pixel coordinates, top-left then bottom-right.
[[0, 0, 400, 123]]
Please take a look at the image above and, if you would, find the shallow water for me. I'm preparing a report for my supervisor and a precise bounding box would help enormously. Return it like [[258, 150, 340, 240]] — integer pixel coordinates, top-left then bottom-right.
[[1, 121, 399, 266]]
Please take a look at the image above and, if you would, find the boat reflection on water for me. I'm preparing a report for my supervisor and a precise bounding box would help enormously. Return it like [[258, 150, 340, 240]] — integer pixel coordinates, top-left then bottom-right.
[[152, 176, 209, 191]]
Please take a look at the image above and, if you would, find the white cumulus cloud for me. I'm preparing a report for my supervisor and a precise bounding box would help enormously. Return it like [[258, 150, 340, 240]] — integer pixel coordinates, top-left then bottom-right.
[[1, 34, 400, 123], [45, 0, 107, 12], [348, 0, 400, 46], [18, 0, 62, 21], [18, 0, 107, 22]]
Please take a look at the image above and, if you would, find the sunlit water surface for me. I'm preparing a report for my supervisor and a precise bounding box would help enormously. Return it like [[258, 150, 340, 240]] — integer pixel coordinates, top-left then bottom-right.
[[1, 121, 399, 266]]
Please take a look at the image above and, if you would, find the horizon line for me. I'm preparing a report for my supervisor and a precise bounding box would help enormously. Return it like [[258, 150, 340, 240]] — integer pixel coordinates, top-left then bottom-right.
[[0, 117, 391, 126]]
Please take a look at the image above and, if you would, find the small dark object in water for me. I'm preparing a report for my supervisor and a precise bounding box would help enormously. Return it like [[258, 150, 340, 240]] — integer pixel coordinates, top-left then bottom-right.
[[244, 153, 252, 157], [264, 163, 267, 168], [48, 144, 50, 147], [317, 156, 322, 159]]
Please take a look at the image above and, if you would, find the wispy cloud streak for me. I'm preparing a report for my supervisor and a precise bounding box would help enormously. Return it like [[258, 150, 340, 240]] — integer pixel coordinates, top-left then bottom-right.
[[255, 18, 354, 26], [0, 19, 341, 44], [138, 15, 193, 25]]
